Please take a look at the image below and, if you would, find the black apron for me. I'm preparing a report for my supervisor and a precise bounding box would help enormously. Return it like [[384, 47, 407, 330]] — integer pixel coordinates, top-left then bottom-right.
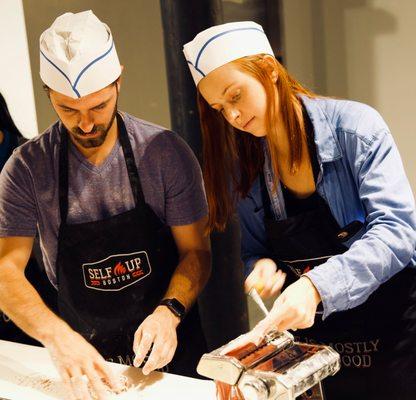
[[56, 113, 206, 377], [260, 120, 416, 399]]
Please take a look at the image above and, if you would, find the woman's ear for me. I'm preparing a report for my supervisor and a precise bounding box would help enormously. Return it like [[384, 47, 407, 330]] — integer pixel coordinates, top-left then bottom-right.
[[262, 55, 278, 83]]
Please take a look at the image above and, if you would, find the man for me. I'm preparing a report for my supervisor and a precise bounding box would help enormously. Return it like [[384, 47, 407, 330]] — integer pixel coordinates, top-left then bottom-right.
[[0, 10, 211, 399]]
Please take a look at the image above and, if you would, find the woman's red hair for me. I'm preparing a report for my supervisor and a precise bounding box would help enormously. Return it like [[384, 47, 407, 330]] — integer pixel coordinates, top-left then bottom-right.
[[197, 55, 316, 232]]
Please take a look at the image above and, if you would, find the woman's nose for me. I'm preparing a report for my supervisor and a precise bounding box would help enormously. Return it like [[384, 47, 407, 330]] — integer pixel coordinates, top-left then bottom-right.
[[228, 107, 241, 124]]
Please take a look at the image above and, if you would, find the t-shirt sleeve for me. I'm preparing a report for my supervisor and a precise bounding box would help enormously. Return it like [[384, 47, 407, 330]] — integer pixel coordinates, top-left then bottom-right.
[[149, 132, 208, 226], [0, 151, 37, 237]]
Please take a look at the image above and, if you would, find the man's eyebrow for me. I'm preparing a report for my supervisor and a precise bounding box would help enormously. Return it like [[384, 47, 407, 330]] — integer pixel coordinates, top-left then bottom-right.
[[90, 100, 109, 109], [57, 97, 112, 111], [57, 104, 76, 110]]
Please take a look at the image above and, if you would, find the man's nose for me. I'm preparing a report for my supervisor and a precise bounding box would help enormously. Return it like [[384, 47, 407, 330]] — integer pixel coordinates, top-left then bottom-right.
[[78, 112, 94, 133]]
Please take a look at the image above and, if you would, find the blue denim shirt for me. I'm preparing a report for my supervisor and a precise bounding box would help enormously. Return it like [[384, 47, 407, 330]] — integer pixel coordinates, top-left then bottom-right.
[[238, 95, 416, 319]]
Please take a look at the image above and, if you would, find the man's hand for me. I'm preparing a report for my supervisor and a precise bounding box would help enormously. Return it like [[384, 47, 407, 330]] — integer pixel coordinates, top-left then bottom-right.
[[131, 216, 210, 376], [133, 306, 179, 375], [245, 258, 286, 299], [42, 323, 122, 400]]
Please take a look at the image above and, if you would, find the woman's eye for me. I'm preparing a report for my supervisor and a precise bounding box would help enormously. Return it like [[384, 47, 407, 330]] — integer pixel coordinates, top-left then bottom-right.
[[231, 91, 241, 103], [62, 108, 74, 113], [94, 104, 106, 111]]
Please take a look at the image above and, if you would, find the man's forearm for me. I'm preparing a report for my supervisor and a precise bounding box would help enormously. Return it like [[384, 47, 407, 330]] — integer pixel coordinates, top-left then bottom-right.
[[162, 249, 211, 311], [0, 264, 68, 344]]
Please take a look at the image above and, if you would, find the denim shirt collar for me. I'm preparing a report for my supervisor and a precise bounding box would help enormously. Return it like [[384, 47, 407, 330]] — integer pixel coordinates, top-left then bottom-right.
[[300, 95, 343, 163], [262, 95, 343, 220]]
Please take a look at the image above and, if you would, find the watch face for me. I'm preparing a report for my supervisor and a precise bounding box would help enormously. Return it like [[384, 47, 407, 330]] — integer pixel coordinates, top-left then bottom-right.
[[162, 298, 185, 320]]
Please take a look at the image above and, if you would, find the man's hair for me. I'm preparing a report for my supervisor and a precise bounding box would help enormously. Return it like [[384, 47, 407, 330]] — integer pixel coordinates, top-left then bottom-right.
[[42, 84, 51, 98], [42, 79, 119, 99]]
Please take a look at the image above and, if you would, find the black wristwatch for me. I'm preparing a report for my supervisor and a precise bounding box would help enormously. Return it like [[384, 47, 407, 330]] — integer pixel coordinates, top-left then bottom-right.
[[159, 298, 186, 322]]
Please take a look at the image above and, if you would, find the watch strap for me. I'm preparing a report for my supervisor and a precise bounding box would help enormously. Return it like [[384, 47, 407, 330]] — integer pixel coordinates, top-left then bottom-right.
[[159, 298, 185, 321]]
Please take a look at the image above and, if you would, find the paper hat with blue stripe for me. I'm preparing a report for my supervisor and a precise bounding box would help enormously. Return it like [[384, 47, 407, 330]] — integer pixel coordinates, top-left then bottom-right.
[[39, 10, 121, 99], [183, 21, 274, 86]]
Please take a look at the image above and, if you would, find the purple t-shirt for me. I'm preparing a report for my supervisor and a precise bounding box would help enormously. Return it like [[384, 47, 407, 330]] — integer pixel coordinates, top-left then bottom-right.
[[0, 112, 207, 288]]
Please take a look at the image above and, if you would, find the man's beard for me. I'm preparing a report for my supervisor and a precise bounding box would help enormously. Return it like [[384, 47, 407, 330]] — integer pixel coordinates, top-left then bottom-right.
[[70, 104, 118, 149]]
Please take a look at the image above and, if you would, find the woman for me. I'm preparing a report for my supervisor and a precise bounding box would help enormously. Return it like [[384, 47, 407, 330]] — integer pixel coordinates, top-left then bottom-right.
[[184, 21, 416, 399]]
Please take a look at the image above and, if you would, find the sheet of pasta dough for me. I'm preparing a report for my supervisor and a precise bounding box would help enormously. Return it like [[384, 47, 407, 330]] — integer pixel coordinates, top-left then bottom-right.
[[0, 340, 215, 399]]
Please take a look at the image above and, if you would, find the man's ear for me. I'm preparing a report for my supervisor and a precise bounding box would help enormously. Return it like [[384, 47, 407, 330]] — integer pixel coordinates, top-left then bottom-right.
[[116, 65, 125, 91]]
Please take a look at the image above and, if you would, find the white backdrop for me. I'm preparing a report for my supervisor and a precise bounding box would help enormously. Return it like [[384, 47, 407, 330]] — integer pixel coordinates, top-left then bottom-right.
[[282, 0, 416, 194], [0, 0, 38, 139]]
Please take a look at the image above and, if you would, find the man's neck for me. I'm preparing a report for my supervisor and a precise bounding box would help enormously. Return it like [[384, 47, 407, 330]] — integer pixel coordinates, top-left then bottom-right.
[[71, 118, 118, 166]]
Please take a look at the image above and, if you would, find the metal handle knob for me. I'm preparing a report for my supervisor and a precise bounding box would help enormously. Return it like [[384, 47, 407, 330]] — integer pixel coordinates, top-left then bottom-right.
[[240, 378, 270, 400]]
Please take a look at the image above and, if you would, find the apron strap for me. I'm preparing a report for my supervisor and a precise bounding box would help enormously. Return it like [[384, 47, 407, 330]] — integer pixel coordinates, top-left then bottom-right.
[[116, 113, 145, 206], [259, 172, 274, 220], [58, 129, 69, 225], [58, 112, 145, 224]]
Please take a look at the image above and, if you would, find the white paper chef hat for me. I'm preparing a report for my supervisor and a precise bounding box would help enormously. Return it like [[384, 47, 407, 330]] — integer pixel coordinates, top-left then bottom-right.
[[183, 21, 274, 86], [39, 10, 121, 99]]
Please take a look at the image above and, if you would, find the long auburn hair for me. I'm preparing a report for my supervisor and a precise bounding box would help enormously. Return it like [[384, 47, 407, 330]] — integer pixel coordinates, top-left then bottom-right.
[[197, 54, 316, 232]]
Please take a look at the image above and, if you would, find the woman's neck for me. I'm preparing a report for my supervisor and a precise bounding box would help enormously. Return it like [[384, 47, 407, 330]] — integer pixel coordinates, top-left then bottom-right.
[[271, 99, 315, 197], [273, 99, 305, 160]]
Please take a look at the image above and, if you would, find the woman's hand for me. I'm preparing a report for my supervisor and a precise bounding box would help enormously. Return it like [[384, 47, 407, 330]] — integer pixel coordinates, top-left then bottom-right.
[[266, 276, 321, 331], [244, 258, 286, 299], [221, 276, 321, 354]]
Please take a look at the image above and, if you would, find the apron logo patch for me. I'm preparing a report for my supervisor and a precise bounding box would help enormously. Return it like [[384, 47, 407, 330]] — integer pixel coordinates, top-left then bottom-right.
[[297, 336, 381, 368], [82, 251, 152, 291]]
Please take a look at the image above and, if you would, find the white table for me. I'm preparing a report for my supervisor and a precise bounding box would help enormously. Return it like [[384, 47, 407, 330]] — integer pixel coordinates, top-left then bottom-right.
[[0, 340, 216, 399]]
